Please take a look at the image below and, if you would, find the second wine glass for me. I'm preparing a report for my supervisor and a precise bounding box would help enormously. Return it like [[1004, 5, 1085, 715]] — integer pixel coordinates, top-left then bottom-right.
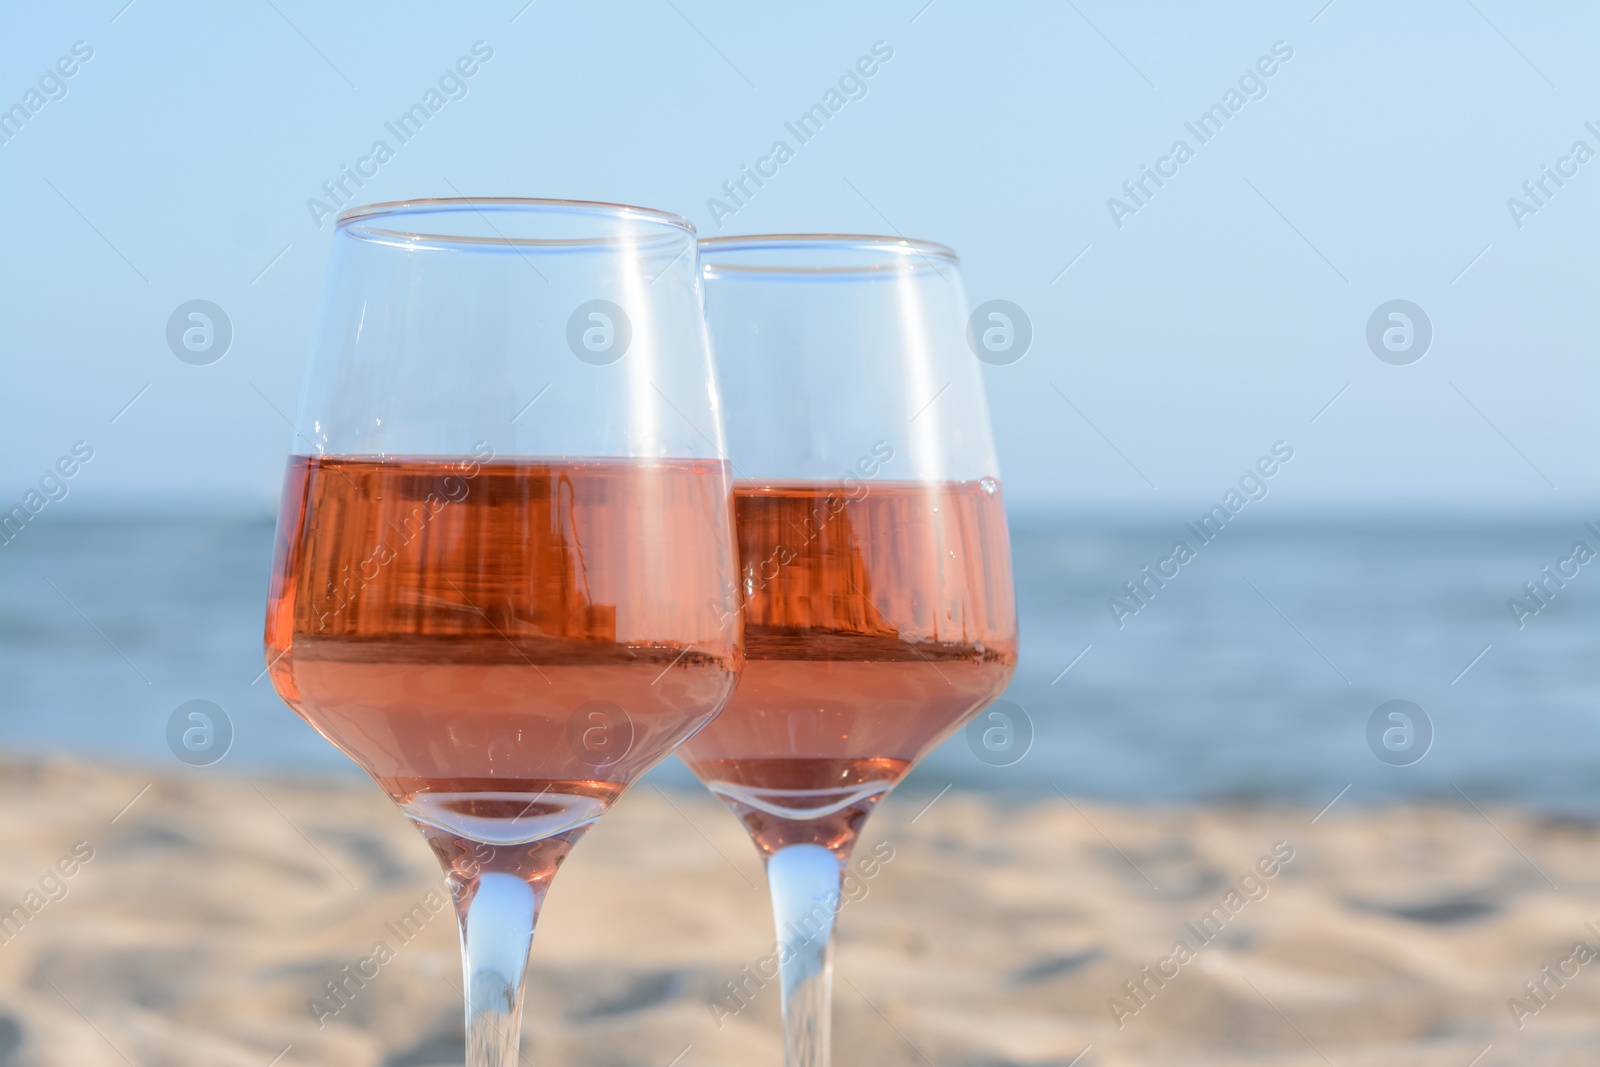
[[679, 235, 1019, 1066]]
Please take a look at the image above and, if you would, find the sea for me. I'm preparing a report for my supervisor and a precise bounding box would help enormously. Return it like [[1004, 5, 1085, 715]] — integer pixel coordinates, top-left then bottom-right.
[[1, 512, 1595, 811]]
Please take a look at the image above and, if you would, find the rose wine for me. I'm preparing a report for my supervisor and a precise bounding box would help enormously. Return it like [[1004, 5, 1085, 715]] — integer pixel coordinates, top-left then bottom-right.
[[678, 480, 1017, 858], [264, 455, 740, 883]]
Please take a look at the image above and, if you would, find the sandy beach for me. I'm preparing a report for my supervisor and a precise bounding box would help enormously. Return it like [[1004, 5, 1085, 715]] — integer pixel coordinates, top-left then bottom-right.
[[0, 757, 1594, 1066]]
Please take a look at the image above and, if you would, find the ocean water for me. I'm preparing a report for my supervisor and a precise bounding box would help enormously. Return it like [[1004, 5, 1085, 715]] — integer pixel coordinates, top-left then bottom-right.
[[1, 513, 1595, 810]]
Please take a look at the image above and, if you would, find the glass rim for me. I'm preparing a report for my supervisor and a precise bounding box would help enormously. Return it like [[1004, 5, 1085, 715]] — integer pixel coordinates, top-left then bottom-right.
[[699, 233, 960, 277], [335, 197, 697, 250]]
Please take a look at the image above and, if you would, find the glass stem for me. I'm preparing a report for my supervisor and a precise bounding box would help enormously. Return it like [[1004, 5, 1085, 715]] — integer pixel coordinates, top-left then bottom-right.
[[767, 843, 846, 1067], [456, 871, 540, 1067]]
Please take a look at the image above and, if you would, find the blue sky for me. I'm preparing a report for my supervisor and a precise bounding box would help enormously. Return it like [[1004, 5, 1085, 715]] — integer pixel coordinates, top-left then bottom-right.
[[1, 0, 1595, 515]]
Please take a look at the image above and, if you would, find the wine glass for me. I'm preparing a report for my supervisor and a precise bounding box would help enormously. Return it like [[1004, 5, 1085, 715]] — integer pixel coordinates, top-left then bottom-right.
[[679, 235, 1018, 1065], [262, 198, 741, 1066]]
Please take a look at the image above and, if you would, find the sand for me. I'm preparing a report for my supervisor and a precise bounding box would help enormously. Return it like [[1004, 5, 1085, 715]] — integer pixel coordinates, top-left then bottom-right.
[[0, 757, 1594, 1066]]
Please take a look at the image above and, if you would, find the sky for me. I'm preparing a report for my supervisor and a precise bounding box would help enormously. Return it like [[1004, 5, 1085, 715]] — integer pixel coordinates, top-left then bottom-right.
[[1, 0, 1595, 517]]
